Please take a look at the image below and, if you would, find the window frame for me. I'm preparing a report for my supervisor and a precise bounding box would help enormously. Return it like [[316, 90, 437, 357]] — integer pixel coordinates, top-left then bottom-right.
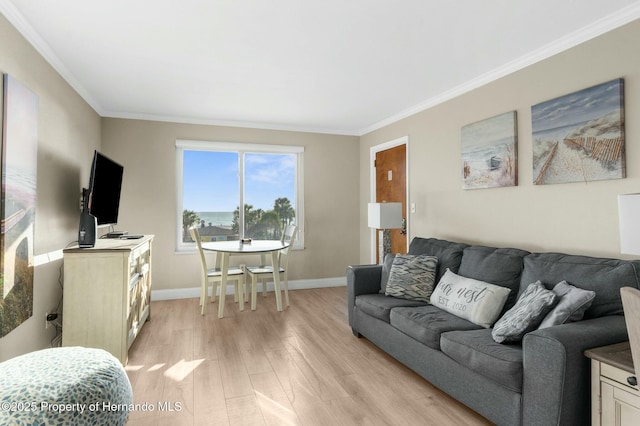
[[176, 139, 304, 252]]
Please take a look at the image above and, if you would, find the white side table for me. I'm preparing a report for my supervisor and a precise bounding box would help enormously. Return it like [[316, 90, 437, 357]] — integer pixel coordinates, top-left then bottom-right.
[[585, 342, 640, 426]]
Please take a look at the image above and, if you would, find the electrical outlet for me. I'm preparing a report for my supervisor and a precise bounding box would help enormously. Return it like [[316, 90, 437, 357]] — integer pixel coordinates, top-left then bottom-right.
[[45, 311, 50, 329]]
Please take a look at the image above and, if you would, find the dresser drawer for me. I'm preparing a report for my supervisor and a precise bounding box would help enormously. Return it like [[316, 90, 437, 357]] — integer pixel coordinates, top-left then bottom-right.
[[602, 363, 640, 394]]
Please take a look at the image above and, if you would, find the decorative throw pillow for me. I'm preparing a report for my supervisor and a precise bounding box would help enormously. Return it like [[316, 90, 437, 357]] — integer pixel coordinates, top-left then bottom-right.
[[430, 269, 511, 328], [384, 254, 438, 303], [492, 281, 558, 343], [379, 253, 396, 294], [537, 281, 596, 329]]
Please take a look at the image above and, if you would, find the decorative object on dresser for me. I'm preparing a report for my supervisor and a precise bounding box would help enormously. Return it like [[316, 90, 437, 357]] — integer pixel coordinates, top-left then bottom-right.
[[62, 235, 153, 365]]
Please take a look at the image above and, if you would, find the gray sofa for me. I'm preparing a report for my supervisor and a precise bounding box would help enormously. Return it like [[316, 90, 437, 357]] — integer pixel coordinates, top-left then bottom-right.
[[347, 237, 640, 426]]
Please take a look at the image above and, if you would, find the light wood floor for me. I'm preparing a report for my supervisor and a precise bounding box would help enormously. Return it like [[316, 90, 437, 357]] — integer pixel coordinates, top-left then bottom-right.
[[125, 287, 492, 425]]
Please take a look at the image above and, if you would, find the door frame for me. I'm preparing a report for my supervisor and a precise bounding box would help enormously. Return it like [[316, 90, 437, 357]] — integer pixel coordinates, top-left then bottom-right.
[[369, 136, 410, 263]]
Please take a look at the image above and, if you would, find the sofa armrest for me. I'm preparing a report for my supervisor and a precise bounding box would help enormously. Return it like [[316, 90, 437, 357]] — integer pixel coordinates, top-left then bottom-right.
[[522, 315, 628, 426], [346, 264, 382, 330]]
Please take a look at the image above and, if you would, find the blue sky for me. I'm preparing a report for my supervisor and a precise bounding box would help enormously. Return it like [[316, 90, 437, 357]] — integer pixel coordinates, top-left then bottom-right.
[[461, 111, 516, 151], [531, 79, 623, 133], [183, 150, 295, 212]]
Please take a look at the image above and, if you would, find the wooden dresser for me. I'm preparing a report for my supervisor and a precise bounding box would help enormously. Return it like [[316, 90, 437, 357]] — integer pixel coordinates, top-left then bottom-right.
[[62, 235, 153, 364], [585, 342, 640, 426]]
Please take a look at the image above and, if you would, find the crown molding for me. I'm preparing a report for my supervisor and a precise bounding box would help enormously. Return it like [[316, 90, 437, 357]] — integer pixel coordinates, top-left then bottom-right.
[[102, 110, 360, 136], [0, 0, 105, 115]]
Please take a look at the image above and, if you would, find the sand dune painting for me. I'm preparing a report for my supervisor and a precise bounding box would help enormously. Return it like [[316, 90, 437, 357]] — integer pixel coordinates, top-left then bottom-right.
[[0, 75, 38, 338], [532, 78, 625, 185], [461, 111, 517, 190]]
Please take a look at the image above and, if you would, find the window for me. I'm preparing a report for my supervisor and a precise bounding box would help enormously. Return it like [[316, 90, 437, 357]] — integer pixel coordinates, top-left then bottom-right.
[[176, 140, 303, 251]]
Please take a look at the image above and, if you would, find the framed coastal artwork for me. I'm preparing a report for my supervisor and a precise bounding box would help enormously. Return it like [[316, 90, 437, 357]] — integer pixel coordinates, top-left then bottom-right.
[[461, 111, 517, 190], [0, 74, 38, 338], [531, 78, 625, 185]]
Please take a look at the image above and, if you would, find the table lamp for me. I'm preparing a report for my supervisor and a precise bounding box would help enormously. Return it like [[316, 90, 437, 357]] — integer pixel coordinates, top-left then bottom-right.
[[618, 194, 640, 255], [368, 202, 403, 264]]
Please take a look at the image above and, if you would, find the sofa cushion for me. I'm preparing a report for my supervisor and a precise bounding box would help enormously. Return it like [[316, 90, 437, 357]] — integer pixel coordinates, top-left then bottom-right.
[[492, 281, 558, 343], [520, 253, 640, 318], [441, 329, 524, 392], [408, 237, 468, 282], [390, 305, 482, 349], [355, 294, 427, 323], [430, 269, 511, 328], [458, 245, 530, 313], [538, 281, 596, 329], [385, 254, 438, 302]]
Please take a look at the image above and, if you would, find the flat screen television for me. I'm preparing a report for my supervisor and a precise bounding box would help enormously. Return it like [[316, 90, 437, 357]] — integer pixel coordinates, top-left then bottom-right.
[[87, 150, 124, 226]]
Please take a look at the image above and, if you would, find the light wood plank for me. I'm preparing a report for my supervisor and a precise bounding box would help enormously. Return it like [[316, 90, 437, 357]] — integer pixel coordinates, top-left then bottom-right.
[[126, 287, 491, 425], [226, 395, 265, 425]]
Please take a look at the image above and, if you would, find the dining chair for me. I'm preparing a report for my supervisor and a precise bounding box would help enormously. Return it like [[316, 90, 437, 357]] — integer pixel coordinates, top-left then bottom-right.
[[247, 224, 295, 297], [189, 227, 245, 315], [621, 286, 640, 382], [245, 224, 298, 310]]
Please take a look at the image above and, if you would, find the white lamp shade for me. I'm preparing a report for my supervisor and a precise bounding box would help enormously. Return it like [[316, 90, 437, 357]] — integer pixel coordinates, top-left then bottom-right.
[[368, 202, 403, 229], [618, 194, 640, 255]]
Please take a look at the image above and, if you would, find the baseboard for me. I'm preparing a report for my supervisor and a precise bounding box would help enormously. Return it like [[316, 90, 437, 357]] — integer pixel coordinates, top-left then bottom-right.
[[151, 276, 346, 301]]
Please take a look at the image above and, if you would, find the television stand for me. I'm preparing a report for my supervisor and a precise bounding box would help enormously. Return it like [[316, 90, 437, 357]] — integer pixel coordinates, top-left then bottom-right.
[[62, 235, 154, 364]]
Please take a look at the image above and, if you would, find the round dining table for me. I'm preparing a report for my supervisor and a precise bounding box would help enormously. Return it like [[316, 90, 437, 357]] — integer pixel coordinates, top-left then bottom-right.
[[201, 239, 289, 318]]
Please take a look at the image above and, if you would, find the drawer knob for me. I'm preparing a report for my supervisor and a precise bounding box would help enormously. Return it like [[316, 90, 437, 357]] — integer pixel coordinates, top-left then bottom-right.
[[627, 376, 638, 386]]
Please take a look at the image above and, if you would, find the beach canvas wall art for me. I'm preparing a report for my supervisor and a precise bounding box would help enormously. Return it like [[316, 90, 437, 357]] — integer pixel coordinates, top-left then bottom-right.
[[532, 78, 625, 185], [461, 111, 517, 190], [0, 75, 38, 338]]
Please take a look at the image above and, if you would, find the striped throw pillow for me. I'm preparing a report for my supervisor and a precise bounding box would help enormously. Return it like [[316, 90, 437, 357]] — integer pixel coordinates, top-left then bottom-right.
[[385, 254, 438, 303]]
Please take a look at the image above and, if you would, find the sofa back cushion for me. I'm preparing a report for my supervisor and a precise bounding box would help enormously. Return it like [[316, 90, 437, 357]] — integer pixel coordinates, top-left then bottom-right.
[[458, 245, 530, 312], [520, 253, 640, 318], [408, 237, 468, 282]]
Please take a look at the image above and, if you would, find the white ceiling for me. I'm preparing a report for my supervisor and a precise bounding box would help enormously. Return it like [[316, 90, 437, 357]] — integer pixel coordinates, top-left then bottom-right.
[[2, 1, 640, 136]]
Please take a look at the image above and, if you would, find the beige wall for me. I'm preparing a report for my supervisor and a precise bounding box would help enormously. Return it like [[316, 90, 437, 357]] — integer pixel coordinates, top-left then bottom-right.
[[101, 119, 360, 292], [0, 15, 101, 361], [360, 19, 640, 263]]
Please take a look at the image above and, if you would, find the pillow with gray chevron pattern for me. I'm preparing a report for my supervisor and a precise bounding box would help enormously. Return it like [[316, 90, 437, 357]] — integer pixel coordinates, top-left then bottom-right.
[[384, 254, 438, 303], [379, 253, 396, 294], [430, 269, 511, 328], [491, 281, 558, 343]]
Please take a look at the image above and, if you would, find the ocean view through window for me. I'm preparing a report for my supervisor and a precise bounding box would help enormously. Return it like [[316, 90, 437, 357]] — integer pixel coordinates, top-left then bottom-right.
[[176, 140, 304, 251]]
